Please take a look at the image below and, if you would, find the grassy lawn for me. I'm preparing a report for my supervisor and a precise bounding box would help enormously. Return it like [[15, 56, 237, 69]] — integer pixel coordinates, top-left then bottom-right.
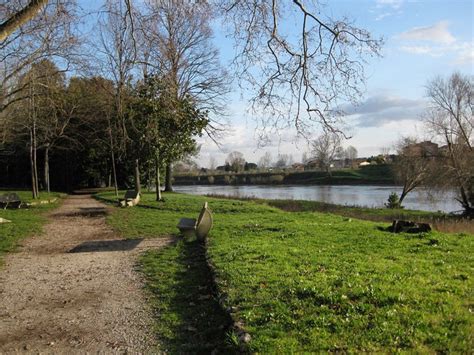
[[97, 191, 473, 353], [0, 190, 63, 265]]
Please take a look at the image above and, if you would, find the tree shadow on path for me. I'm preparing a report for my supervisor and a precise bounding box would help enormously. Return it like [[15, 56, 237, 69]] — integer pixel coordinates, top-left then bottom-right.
[[140, 238, 239, 354]]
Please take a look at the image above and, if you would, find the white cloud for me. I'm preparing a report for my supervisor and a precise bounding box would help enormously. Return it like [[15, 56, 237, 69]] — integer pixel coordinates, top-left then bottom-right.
[[376, 12, 392, 21], [399, 41, 473, 64], [399, 45, 443, 56], [395, 21, 473, 65], [195, 123, 309, 167], [397, 21, 456, 44], [454, 47, 474, 65], [376, 0, 404, 10], [341, 95, 427, 127]]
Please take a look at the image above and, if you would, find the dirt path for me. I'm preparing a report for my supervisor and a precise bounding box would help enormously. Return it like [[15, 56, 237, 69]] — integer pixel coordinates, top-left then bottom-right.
[[0, 194, 171, 353]]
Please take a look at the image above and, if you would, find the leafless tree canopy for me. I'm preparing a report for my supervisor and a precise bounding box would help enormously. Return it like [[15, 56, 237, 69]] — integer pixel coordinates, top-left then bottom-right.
[[258, 151, 272, 168], [1, 0, 78, 113], [226, 150, 245, 171], [345, 145, 357, 161], [392, 137, 433, 206], [217, 0, 382, 138], [141, 0, 229, 139], [310, 130, 342, 175], [424, 72, 473, 214]]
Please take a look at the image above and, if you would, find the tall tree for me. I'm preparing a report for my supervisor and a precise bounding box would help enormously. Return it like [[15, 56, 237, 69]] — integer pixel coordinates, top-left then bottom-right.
[[97, 0, 138, 191], [1, 0, 78, 113], [311, 131, 343, 176], [424, 72, 473, 215], [129, 76, 208, 201], [225, 151, 246, 172], [142, 0, 229, 191], [392, 137, 433, 207], [258, 152, 273, 169]]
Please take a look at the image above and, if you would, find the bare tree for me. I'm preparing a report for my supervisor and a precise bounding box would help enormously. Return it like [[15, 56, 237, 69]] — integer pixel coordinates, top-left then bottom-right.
[[209, 156, 217, 170], [96, 0, 138, 192], [301, 151, 309, 164], [274, 154, 290, 168], [258, 151, 272, 169], [1, 1, 78, 113], [218, 0, 382, 138], [226, 151, 245, 172], [392, 137, 433, 207], [380, 146, 391, 157], [34, 60, 78, 193], [311, 131, 342, 176], [345, 145, 357, 161], [141, 0, 229, 191], [424, 72, 473, 215]]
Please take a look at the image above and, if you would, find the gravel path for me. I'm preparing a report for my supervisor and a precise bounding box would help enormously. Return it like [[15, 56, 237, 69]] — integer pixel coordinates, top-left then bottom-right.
[[0, 194, 171, 353]]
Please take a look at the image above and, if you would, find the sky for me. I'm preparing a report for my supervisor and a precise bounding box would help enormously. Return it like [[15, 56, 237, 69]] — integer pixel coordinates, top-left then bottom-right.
[[195, 0, 473, 168]]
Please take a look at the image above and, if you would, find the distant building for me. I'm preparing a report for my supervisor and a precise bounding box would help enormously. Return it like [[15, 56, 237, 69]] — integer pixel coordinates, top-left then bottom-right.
[[304, 159, 320, 170], [291, 163, 305, 171], [404, 141, 439, 158]]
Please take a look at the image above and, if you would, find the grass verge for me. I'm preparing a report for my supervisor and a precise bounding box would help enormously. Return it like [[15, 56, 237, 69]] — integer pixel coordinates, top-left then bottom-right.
[[205, 194, 472, 234], [140, 240, 237, 353], [98, 191, 473, 352], [0, 190, 63, 265]]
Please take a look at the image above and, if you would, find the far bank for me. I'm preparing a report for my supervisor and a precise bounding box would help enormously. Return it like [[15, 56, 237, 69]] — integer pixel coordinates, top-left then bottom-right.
[[173, 165, 394, 186]]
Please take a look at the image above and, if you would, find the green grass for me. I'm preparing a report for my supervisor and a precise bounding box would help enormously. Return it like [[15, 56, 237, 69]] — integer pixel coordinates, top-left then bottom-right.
[[205, 195, 473, 234], [141, 240, 237, 353], [0, 190, 63, 264], [98, 191, 474, 353]]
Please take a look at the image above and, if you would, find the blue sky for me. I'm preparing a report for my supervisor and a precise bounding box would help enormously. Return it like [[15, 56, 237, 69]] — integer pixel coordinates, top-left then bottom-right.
[[196, 0, 473, 167]]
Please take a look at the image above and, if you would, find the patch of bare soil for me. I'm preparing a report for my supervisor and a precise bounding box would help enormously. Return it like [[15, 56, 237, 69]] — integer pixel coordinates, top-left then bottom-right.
[[0, 195, 172, 353]]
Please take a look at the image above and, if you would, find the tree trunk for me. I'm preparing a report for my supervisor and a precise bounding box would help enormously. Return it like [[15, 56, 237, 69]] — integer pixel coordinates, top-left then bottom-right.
[[147, 160, 152, 192], [135, 158, 141, 193], [165, 162, 173, 192], [44, 145, 50, 193], [33, 120, 39, 195], [108, 122, 119, 198], [29, 129, 37, 199], [155, 157, 162, 202]]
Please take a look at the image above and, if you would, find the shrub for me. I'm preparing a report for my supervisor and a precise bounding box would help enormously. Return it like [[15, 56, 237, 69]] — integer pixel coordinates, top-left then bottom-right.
[[385, 192, 403, 208], [385, 192, 403, 209]]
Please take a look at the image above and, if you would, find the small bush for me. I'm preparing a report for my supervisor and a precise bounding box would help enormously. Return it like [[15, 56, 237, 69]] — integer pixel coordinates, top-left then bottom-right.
[[385, 192, 403, 209]]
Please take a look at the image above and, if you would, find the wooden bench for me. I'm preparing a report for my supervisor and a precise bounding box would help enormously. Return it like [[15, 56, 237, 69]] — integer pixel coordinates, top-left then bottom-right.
[[0, 193, 22, 209], [177, 202, 213, 241], [118, 190, 140, 207]]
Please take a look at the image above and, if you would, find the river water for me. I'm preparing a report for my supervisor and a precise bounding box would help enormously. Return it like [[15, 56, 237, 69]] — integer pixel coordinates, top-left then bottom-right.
[[173, 184, 460, 213]]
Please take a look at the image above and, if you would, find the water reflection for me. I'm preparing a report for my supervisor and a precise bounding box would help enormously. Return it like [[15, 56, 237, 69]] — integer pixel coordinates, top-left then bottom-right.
[[173, 185, 459, 213]]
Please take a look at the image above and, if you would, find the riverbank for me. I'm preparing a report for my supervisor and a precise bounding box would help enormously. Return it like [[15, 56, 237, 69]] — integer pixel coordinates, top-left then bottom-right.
[[97, 191, 473, 353], [202, 195, 472, 234], [173, 165, 394, 186]]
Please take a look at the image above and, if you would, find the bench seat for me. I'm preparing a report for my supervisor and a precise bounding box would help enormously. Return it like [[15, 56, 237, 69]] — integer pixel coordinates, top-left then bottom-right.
[[177, 202, 213, 241], [0, 193, 22, 209]]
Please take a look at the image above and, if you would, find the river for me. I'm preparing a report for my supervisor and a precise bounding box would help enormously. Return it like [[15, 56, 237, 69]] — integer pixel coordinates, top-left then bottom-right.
[[173, 184, 460, 213]]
